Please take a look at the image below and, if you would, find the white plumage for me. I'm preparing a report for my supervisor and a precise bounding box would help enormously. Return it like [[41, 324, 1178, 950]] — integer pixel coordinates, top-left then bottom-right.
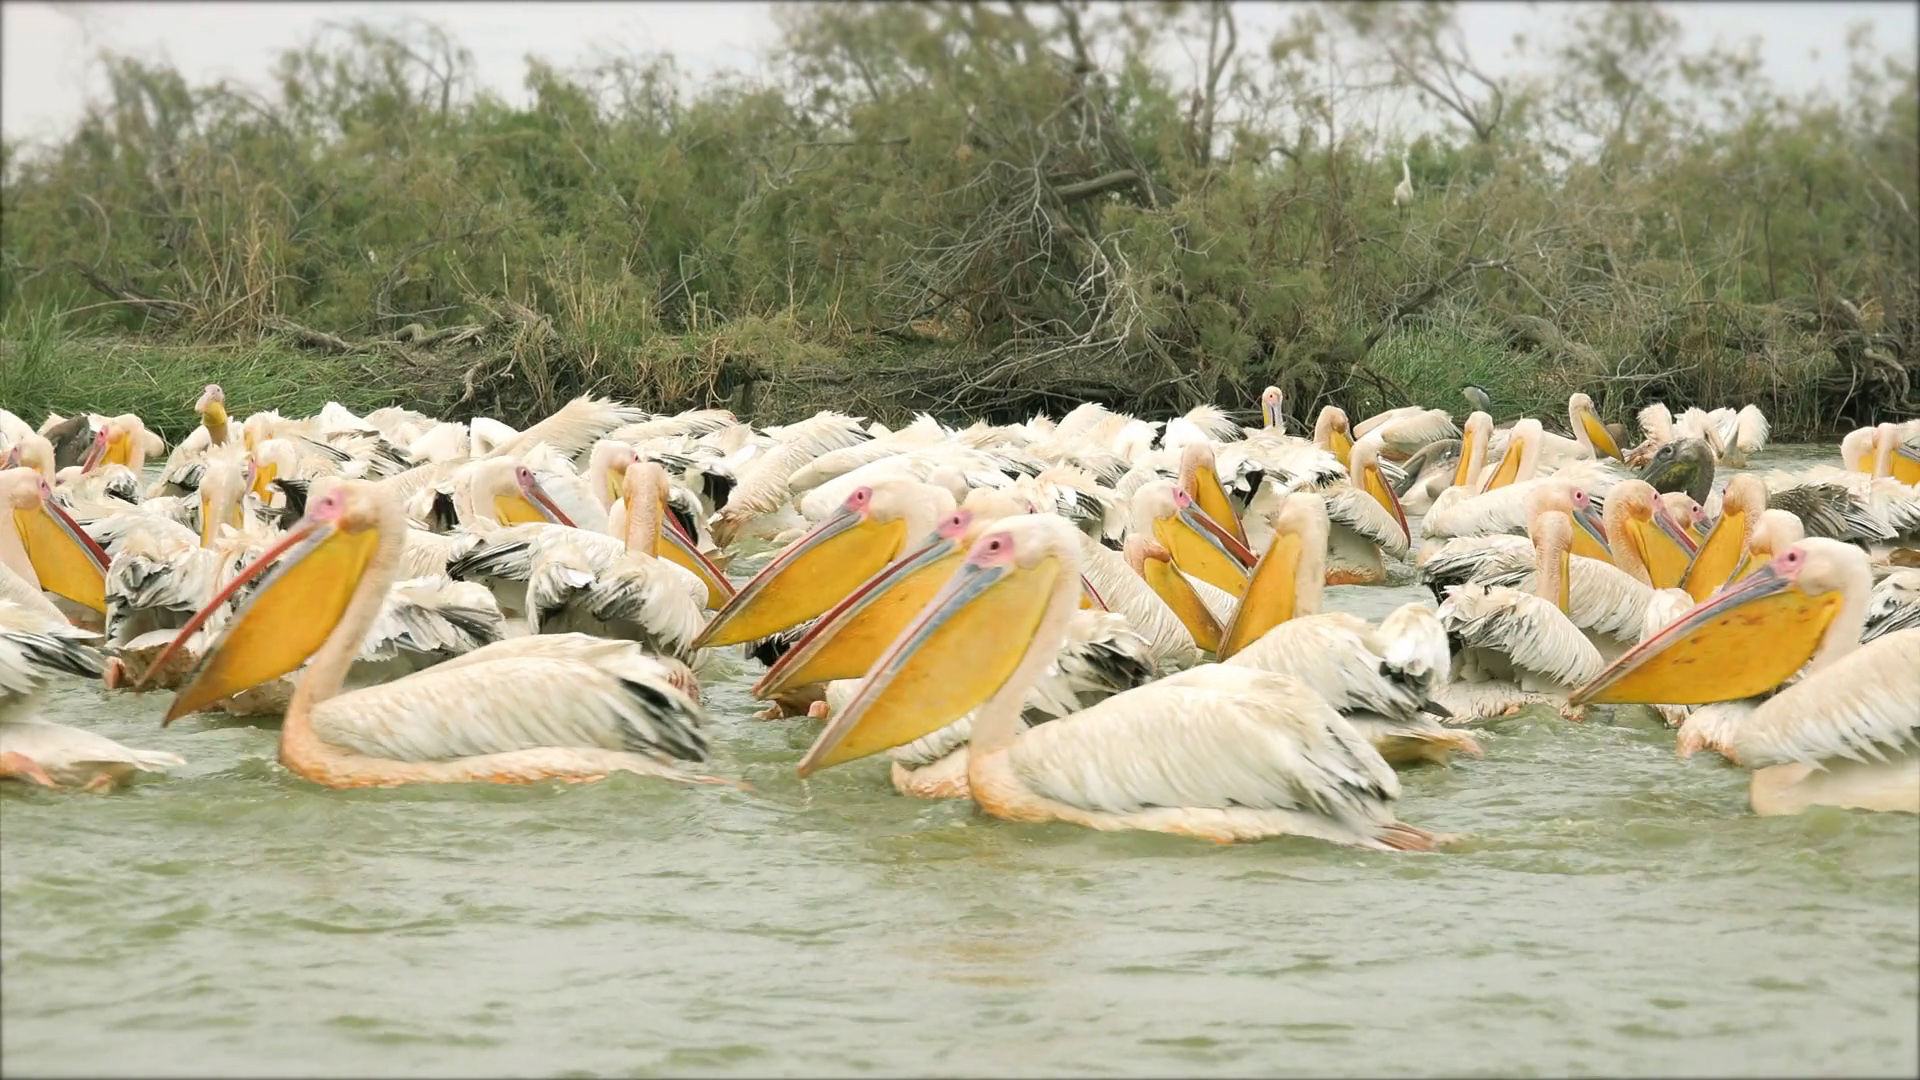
[[310, 633, 709, 766]]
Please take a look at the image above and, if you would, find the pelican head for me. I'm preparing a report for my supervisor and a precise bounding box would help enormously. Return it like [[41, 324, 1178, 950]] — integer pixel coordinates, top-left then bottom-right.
[[1571, 538, 1870, 707], [1479, 417, 1541, 493], [1563, 485, 1611, 559], [1123, 534, 1222, 653], [1131, 479, 1254, 599], [1177, 441, 1247, 548], [147, 480, 401, 722], [1740, 509, 1805, 575], [753, 509, 976, 701], [1839, 426, 1877, 473], [1603, 478, 1697, 589], [241, 412, 279, 455], [590, 439, 638, 509], [1, 466, 110, 612], [1452, 411, 1493, 489], [515, 464, 576, 526], [1259, 386, 1284, 431], [196, 384, 229, 443], [97, 414, 149, 470], [1659, 492, 1706, 541], [1681, 474, 1768, 601], [1568, 392, 1622, 461], [1217, 492, 1330, 658], [693, 479, 956, 649], [624, 460, 734, 609], [248, 437, 298, 502], [1348, 436, 1408, 540], [1461, 384, 1493, 415], [78, 426, 110, 473], [796, 513, 1083, 776], [464, 458, 575, 527], [1871, 422, 1918, 482], [1639, 437, 1715, 505], [6, 433, 56, 479], [1312, 406, 1354, 467]]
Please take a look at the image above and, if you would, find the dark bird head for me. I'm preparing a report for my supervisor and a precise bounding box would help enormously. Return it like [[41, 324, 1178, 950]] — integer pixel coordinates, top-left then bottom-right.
[[1639, 437, 1715, 504], [1461, 385, 1493, 416]]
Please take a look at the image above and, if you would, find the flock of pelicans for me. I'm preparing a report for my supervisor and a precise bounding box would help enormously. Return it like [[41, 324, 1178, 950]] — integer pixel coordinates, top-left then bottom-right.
[[2, 385, 1916, 849]]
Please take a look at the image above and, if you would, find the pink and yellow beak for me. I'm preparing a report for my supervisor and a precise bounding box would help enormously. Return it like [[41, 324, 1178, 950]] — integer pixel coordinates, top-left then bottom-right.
[[754, 511, 973, 699], [1182, 458, 1248, 549], [80, 428, 109, 474], [796, 530, 1062, 776], [493, 466, 575, 527], [10, 474, 111, 613], [693, 486, 911, 649], [144, 489, 380, 722], [1570, 546, 1840, 706], [1151, 488, 1255, 599], [1568, 489, 1611, 561]]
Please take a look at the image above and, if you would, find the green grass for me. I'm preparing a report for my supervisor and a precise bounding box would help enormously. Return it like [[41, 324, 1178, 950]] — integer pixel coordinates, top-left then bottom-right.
[[1, 329, 417, 442], [1365, 325, 1538, 421]]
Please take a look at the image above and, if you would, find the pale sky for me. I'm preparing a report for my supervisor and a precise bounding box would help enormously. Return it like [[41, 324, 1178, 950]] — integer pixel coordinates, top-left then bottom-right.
[[4, 2, 1917, 148]]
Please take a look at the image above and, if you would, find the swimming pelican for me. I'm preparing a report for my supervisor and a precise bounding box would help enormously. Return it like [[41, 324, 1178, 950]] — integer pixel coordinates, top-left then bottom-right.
[[1, 564, 184, 790], [2, 466, 111, 623], [150, 385, 233, 497], [1434, 510, 1608, 720], [1862, 568, 1920, 642], [794, 512, 1449, 849], [1122, 535, 1224, 655], [1495, 393, 1623, 470], [1391, 434, 1464, 517], [1353, 406, 1459, 462], [1680, 475, 1768, 600], [140, 480, 723, 789], [1572, 540, 1917, 815], [444, 463, 714, 664], [773, 506, 1156, 797], [709, 412, 874, 548], [693, 479, 956, 651], [1317, 435, 1410, 586], [1219, 493, 1478, 766], [1601, 479, 1697, 591]]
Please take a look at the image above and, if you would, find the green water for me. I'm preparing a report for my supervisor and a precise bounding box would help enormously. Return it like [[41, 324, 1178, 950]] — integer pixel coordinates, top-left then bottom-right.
[[4, 444, 1916, 1078]]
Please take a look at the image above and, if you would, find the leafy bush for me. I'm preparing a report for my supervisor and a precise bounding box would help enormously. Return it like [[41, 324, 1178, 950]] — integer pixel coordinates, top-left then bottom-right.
[[2, 3, 1913, 439]]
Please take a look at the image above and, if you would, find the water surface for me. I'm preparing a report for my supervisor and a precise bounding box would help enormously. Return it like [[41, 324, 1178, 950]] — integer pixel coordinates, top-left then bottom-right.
[[4, 443, 1915, 1078]]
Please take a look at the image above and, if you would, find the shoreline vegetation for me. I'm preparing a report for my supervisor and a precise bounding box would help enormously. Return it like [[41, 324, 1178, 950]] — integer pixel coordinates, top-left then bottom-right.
[[3, 3, 1915, 442]]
